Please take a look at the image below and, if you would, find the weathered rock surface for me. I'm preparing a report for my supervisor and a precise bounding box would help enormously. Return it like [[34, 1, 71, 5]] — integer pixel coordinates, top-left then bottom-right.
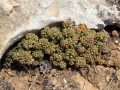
[[0, 68, 99, 90], [0, 0, 120, 59], [80, 65, 120, 90]]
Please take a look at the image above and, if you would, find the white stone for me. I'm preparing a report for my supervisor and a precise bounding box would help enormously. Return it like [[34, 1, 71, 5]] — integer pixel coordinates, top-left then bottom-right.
[[0, 0, 120, 59]]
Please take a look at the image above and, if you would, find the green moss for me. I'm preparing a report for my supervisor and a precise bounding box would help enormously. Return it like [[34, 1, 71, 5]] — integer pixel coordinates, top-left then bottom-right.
[[3, 19, 105, 69], [41, 26, 63, 43], [62, 19, 73, 28], [4, 49, 35, 67], [31, 50, 43, 59], [75, 57, 86, 67]]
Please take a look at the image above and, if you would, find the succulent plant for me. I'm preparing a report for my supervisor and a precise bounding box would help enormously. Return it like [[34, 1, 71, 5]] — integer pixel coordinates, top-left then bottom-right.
[[41, 26, 63, 43], [31, 50, 43, 60], [75, 57, 86, 67], [62, 19, 73, 28], [3, 19, 105, 69]]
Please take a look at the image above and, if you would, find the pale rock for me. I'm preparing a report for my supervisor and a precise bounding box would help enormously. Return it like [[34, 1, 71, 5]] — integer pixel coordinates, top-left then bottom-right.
[[0, 0, 120, 59]]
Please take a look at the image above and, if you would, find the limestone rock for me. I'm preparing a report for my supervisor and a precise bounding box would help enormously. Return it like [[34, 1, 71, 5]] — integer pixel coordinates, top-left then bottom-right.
[[0, 0, 120, 59]]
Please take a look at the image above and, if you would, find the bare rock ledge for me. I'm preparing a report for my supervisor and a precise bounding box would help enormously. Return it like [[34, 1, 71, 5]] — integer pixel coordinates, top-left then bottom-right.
[[0, 0, 120, 59]]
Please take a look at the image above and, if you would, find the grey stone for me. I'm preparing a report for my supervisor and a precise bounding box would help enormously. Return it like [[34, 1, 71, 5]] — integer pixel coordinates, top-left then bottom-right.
[[39, 60, 52, 74], [0, 81, 15, 90]]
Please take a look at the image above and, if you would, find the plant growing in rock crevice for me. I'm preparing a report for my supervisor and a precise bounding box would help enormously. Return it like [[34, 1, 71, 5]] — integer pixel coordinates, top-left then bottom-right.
[[3, 19, 105, 69]]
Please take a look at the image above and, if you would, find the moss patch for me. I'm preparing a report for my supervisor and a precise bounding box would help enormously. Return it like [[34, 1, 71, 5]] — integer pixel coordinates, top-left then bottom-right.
[[3, 19, 105, 69]]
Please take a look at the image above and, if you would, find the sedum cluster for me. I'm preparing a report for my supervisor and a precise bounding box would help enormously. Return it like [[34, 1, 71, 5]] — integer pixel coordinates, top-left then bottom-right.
[[4, 19, 105, 69]]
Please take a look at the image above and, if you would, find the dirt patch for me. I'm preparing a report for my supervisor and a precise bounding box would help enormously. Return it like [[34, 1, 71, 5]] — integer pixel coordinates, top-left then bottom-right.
[[0, 68, 98, 90]]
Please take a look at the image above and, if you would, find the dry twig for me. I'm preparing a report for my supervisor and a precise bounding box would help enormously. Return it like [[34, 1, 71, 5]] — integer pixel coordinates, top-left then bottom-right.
[[106, 69, 120, 86], [4, 69, 11, 76], [28, 74, 38, 90], [101, 69, 120, 90], [23, 65, 31, 74], [82, 79, 87, 90]]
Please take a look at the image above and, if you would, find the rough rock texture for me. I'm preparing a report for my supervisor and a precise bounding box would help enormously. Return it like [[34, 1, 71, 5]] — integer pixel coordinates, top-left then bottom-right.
[[0, 68, 99, 90], [81, 65, 120, 90], [0, 81, 15, 90], [0, 0, 120, 59]]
